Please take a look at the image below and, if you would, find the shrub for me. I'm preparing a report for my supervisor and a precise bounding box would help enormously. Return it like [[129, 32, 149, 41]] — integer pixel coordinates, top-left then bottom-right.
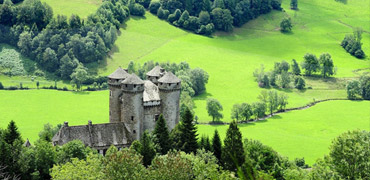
[[149, 1, 161, 14], [130, 3, 146, 16], [0, 82, 3, 89], [280, 17, 292, 32], [295, 77, 305, 90]]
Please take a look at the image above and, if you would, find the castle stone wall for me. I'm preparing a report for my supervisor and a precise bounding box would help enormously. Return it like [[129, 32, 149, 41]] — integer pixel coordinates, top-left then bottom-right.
[[109, 85, 122, 123], [143, 106, 161, 132], [121, 90, 144, 141], [159, 89, 180, 131]]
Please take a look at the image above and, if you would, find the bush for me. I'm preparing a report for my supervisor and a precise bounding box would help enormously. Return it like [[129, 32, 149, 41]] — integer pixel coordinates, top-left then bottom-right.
[[280, 17, 292, 32], [7, 86, 18, 90], [0, 82, 3, 89], [130, 3, 146, 16], [149, 1, 161, 14], [295, 77, 305, 90], [62, 86, 68, 91]]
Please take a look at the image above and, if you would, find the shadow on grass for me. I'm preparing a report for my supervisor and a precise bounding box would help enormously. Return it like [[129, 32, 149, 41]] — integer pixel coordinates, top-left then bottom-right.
[[72, 91, 90, 95]]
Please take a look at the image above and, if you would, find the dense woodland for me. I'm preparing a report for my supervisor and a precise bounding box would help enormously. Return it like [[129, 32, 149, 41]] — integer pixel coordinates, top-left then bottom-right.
[[149, 0, 282, 34], [1, 108, 370, 180], [0, 0, 145, 80]]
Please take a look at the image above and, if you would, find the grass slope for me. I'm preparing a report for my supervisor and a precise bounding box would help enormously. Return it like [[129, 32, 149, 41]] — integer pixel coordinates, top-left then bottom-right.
[[40, 0, 101, 19], [0, 90, 108, 142], [101, 0, 370, 122], [198, 100, 370, 164]]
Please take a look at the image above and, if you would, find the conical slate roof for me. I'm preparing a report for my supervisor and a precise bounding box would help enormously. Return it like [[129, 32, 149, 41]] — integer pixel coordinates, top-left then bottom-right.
[[108, 67, 129, 79], [24, 138, 31, 147], [122, 73, 144, 84], [146, 66, 163, 77], [158, 72, 181, 83]]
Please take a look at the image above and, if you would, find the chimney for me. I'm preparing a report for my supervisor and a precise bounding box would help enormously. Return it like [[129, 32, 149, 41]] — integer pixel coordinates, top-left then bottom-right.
[[64, 121, 69, 127], [88, 120, 92, 126]]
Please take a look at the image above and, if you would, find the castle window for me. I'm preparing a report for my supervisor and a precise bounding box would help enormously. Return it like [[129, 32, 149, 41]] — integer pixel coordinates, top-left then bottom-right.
[[155, 114, 159, 121], [133, 130, 136, 134], [125, 84, 128, 88], [131, 116, 134, 121], [110, 91, 112, 97], [134, 85, 136, 88]]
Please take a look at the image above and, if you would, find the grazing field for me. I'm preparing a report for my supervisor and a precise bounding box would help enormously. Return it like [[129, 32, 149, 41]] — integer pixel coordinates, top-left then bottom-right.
[[40, 0, 101, 18], [101, 0, 370, 122], [198, 100, 370, 165], [0, 90, 108, 142]]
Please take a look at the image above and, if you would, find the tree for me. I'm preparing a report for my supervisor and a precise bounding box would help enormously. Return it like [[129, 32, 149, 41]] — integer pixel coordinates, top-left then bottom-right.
[[36, 81, 39, 89], [295, 76, 305, 90], [252, 102, 266, 119], [206, 98, 223, 122], [190, 68, 209, 95], [259, 90, 279, 115], [0, 82, 3, 89], [291, 59, 301, 75], [240, 103, 253, 121], [153, 114, 172, 155], [178, 106, 199, 153], [359, 75, 370, 100], [211, 8, 233, 32], [231, 103, 242, 122], [51, 154, 105, 180], [280, 17, 292, 32], [329, 130, 370, 179], [138, 131, 156, 167], [277, 93, 289, 111], [4, 120, 21, 145], [148, 151, 193, 179], [104, 146, 148, 179], [290, 0, 298, 10], [34, 140, 57, 179], [212, 129, 222, 162], [302, 53, 320, 76], [222, 121, 245, 172], [199, 11, 210, 25], [277, 71, 291, 88], [57, 140, 93, 164], [319, 53, 334, 78], [346, 80, 360, 99], [70, 63, 88, 90], [38, 123, 61, 142]]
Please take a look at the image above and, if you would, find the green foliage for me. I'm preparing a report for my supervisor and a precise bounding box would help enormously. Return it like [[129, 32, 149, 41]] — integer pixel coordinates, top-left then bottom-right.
[[277, 71, 291, 88], [104, 146, 148, 179], [51, 153, 105, 180], [329, 130, 370, 179], [153, 114, 172, 155], [294, 76, 305, 90], [176, 107, 199, 153], [70, 63, 88, 90], [341, 28, 365, 58], [290, 0, 298, 10], [212, 129, 222, 162], [359, 75, 370, 100], [283, 167, 309, 180], [0, 82, 3, 89], [231, 103, 253, 122], [206, 98, 223, 122], [302, 53, 320, 76], [308, 157, 340, 179], [139, 131, 156, 166], [57, 140, 94, 164], [346, 80, 360, 99], [148, 151, 193, 179], [319, 53, 334, 78], [291, 59, 301, 75], [211, 8, 233, 32], [258, 90, 278, 115], [4, 120, 21, 145], [252, 101, 266, 119], [222, 121, 245, 172], [199, 135, 212, 152], [0, 47, 26, 76], [38, 123, 61, 142], [34, 140, 57, 179], [280, 17, 292, 32], [149, 1, 161, 14]]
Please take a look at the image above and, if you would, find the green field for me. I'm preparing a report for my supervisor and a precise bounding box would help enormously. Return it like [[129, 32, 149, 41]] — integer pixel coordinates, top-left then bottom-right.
[[40, 0, 101, 18], [100, 0, 370, 122], [198, 100, 370, 164]]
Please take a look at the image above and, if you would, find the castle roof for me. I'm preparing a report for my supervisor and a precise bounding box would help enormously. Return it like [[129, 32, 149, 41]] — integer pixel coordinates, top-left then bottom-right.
[[146, 66, 164, 77], [122, 73, 144, 84], [24, 139, 31, 147], [143, 80, 160, 102], [108, 67, 129, 79], [52, 121, 130, 149], [158, 72, 181, 83]]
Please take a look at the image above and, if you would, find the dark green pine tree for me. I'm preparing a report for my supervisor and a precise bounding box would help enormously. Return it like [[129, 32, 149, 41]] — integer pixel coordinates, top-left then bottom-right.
[[4, 120, 22, 145], [153, 114, 172, 155], [222, 121, 245, 172], [212, 129, 222, 162], [204, 136, 212, 152], [199, 135, 206, 149], [179, 106, 198, 153], [140, 131, 156, 166]]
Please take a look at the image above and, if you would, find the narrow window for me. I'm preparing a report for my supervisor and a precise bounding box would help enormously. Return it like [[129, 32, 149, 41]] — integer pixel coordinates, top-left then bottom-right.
[[125, 84, 128, 88], [131, 116, 134, 121], [133, 130, 136, 134], [155, 114, 159, 121], [134, 85, 136, 88]]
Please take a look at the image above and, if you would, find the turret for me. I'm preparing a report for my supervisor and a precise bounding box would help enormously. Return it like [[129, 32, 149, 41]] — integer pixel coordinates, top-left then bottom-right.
[[121, 73, 145, 141], [146, 66, 165, 84], [158, 72, 181, 130], [108, 67, 129, 123]]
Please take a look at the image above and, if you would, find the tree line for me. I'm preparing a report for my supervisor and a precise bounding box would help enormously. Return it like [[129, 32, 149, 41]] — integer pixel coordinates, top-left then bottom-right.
[[341, 27, 365, 59], [0, 0, 145, 81], [346, 75, 370, 100], [205, 90, 288, 123], [148, 0, 282, 35]]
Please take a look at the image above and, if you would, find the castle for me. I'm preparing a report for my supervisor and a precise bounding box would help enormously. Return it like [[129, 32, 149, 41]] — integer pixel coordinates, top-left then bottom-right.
[[52, 66, 181, 153]]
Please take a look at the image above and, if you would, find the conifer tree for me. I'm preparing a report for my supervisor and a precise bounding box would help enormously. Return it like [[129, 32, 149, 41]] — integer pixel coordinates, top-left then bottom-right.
[[140, 131, 156, 166], [179, 106, 198, 153], [291, 59, 301, 75], [222, 121, 245, 172], [4, 120, 22, 145], [212, 129, 222, 162], [153, 114, 172, 155], [204, 136, 212, 152]]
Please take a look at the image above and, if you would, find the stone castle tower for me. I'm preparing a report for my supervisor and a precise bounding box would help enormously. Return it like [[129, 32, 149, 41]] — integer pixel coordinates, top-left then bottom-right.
[[108, 66, 181, 141], [53, 66, 181, 153]]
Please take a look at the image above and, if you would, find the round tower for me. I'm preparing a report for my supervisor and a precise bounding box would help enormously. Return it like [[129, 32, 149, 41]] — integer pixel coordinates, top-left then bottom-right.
[[108, 67, 129, 123], [158, 72, 181, 131], [121, 73, 145, 141], [146, 65, 165, 84]]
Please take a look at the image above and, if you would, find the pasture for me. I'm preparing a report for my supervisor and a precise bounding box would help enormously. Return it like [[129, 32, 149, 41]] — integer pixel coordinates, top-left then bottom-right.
[[100, 0, 370, 122], [40, 0, 101, 18]]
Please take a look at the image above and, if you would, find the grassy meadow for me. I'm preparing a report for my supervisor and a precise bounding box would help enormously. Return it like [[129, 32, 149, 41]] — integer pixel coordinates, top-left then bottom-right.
[[198, 100, 370, 164], [100, 0, 370, 122], [40, 0, 101, 19]]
